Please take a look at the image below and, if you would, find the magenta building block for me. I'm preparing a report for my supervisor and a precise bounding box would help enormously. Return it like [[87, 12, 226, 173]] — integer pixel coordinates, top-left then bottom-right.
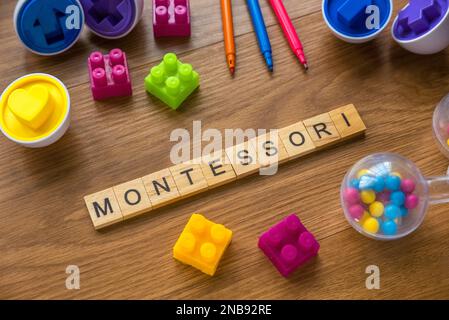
[[153, 0, 191, 37], [258, 214, 320, 277], [88, 49, 132, 101]]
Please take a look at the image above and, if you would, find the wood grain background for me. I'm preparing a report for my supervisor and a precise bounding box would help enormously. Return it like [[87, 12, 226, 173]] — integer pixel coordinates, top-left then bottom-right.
[[1, 0, 449, 299]]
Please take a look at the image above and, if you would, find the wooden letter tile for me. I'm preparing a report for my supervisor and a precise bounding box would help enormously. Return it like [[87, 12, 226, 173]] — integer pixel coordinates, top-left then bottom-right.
[[84, 188, 123, 229], [113, 178, 152, 220], [279, 121, 316, 159], [303, 113, 341, 148], [225, 141, 261, 178], [328, 104, 366, 139], [250, 131, 290, 167], [142, 168, 180, 209], [200, 152, 237, 188], [170, 161, 209, 198]]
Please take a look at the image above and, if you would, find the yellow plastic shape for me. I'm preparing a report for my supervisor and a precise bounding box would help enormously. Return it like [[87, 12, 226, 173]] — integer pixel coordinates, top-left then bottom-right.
[[173, 214, 232, 276], [0, 74, 69, 142]]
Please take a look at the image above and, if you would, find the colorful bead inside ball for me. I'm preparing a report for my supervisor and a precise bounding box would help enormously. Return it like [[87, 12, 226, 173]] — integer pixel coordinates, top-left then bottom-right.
[[346, 166, 420, 238]]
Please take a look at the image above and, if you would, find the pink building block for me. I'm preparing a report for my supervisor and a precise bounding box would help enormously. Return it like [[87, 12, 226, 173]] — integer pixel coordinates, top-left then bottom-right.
[[258, 214, 320, 277], [153, 0, 191, 37], [88, 49, 132, 101]]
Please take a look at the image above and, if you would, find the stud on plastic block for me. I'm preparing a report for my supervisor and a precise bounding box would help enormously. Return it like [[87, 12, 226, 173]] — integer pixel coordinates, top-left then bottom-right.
[[173, 214, 232, 276], [88, 48, 132, 100], [258, 214, 319, 277], [144, 53, 199, 109], [153, 0, 191, 37]]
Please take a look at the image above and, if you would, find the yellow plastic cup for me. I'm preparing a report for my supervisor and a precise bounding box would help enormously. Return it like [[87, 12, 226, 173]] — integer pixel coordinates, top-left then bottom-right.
[[0, 73, 71, 147]]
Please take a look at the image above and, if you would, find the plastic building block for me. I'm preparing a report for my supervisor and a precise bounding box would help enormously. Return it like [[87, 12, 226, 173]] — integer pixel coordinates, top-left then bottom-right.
[[14, 0, 85, 55], [88, 49, 132, 101], [173, 214, 233, 276], [258, 214, 320, 277], [153, 0, 191, 37], [80, 0, 144, 39], [392, 0, 449, 54], [144, 53, 199, 109]]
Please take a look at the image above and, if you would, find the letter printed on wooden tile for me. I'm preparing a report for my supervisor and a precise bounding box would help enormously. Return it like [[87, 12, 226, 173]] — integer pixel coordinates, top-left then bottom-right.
[[84, 188, 124, 229], [225, 142, 261, 178], [279, 121, 316, 158], [113, 178, 152, 220], [200, 152, 237, 188], [328, 104, 366, 139], [170, 161, 209, 197], [303, 113, 341, 148], [250, 131, 290, 167], [142, 168, 180, 209]]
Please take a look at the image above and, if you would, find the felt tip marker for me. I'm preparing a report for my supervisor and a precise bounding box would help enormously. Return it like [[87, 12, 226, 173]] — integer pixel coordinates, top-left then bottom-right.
[[247, 0, 273, 72], [269, 0, 308, 70]]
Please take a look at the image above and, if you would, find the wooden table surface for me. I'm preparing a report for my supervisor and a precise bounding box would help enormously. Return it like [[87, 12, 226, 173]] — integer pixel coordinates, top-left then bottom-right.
[[1, 0, 449, 300]]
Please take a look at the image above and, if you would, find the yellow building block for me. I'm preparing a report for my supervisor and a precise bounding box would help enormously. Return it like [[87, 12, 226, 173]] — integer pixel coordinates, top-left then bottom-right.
[[173, 214, 233, 276]]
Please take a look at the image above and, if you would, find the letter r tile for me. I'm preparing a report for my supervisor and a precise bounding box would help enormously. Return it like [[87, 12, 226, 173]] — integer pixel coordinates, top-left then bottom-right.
[[303, 113, 341, 148]]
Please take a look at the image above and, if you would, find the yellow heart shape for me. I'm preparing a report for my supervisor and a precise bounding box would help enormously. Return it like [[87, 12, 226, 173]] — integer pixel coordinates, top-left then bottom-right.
[[8, 85, 51, 130]]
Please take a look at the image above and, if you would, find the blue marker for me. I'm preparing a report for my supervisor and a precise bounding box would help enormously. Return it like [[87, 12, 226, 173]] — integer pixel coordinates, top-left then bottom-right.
[[247, 0, 273, 72]]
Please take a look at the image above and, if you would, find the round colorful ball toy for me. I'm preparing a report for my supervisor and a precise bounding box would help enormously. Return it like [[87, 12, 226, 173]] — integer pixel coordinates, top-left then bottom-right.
[[339, 153, 449, 240]]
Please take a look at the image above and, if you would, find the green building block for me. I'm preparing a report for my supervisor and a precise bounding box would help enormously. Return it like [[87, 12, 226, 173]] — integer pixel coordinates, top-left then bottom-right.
[[145, 53, 200, 109]]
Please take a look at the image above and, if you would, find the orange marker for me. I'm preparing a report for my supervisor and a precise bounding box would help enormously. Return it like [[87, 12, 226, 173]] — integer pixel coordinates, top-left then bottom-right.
[[220, 0, 236, 75]]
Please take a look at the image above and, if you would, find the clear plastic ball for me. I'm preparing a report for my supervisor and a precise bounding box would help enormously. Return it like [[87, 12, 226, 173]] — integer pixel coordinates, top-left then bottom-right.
[[341, 153, 428, 240], [433, 94, 449, 158]]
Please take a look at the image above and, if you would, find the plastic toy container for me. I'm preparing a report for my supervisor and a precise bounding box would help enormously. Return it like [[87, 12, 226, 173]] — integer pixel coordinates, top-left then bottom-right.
[[80, 0, 144, 39], [341, 153, 449, 240], [14, 0, 84, 55], [433, 93, 449, 158], [0, 74, 71, 148], [392, 0, 449, 54], [322, 0, 393, 43]]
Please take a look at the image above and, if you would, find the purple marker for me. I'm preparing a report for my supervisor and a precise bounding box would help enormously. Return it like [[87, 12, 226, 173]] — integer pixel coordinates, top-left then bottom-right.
[[80, 0, 144, 39], [392, 0, 449, 54]]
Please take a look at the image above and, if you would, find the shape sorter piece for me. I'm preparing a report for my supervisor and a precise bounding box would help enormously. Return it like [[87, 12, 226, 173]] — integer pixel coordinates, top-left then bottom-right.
[[84, 188, 124, 230], [258, 214, 320, 277], [337, 0, 373, 28], [170, 161, 209, 198], [80, 0, 144, 38], [113, 178, 152, 220], [328, 104, 366, 139], [14, 0, 84, 55], [7, 84, 53, 130], [396, 0, 447, 38], [142, 168, 180, 209], [145, 53, 200, 109], [303, 113, 341, 148], [153, 0, 191, 37], [173, 214, 233, 276], [88, 49, 132, 100]]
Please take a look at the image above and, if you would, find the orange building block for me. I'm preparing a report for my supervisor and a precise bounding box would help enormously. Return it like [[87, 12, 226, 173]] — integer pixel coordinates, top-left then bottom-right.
[[173, 214, 233, 276]]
